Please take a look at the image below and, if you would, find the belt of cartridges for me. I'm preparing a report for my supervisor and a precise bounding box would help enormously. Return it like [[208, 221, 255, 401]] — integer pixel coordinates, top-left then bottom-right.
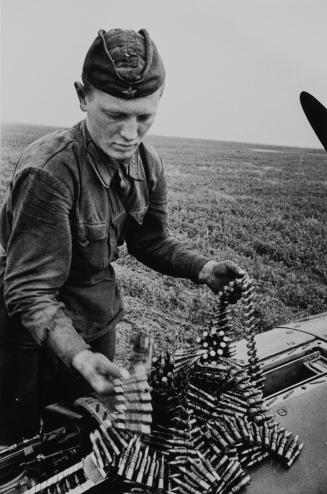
[[0, 276, 303, 494], [146, 274, 303, 493]]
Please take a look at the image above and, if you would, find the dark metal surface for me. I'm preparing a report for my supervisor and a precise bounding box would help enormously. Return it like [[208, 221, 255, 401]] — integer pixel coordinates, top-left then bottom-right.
[[235, 326, 315, 362], [245, 383, 327, 494], [281, 312, 327, 343]]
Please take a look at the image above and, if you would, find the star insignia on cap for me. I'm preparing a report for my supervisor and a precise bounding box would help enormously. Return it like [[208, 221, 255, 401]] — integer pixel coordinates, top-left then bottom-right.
[[122, 85, 137, 97]]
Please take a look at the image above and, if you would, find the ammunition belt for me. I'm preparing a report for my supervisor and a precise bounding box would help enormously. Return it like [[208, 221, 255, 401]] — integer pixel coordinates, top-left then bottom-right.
[[0, 275, 303, 493]]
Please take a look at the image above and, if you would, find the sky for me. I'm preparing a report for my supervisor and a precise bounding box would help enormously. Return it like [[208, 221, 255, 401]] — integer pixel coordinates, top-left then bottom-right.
[[1, 0, 327, 148]]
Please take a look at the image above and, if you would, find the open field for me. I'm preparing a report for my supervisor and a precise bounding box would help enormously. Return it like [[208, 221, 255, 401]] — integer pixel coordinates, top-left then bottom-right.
[[1, 122, 327, 366]]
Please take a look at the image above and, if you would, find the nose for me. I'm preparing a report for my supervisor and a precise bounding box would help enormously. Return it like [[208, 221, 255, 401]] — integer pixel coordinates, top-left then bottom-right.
[[120, 117, 138, 142]]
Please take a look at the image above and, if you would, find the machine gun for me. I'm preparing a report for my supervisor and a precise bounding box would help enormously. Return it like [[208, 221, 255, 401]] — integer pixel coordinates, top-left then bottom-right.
[[0, 397, 144, 494], [0, 409, 93, 494]]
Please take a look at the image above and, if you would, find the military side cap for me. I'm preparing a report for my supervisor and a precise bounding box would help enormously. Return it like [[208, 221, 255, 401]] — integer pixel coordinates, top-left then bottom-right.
[[82, 28, 165, 99]]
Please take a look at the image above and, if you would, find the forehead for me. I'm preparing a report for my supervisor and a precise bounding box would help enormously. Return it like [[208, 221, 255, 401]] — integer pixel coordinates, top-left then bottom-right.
[[91, 87, 162, 114]]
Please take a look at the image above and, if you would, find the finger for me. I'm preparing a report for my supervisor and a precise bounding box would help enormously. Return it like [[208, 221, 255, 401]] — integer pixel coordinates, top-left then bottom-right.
[[101, 359, 129, 380], [93, 378, 115, 395], [224, 260, 246, 277]]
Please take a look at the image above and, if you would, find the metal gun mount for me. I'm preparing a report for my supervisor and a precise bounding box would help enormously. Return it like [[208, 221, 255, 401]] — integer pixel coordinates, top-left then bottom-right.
[[234, 312, 327, 493]]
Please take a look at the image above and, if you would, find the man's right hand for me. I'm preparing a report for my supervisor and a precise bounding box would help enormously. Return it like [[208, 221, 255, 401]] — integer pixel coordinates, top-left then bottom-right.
[[72, 349, 130, 395]]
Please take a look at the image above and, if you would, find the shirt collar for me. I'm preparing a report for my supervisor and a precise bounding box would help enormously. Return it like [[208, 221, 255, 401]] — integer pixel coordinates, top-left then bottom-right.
[[80, 120, 144, 188]]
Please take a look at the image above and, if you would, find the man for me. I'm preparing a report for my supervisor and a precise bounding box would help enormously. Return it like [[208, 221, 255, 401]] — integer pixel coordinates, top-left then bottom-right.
[[0, 28, 245, 442]]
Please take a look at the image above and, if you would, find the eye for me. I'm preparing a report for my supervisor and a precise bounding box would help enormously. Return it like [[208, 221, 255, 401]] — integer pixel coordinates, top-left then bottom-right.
[[137, 114, 152, 123], [108, 113, 122, 121], [104, 111, 124, 121]]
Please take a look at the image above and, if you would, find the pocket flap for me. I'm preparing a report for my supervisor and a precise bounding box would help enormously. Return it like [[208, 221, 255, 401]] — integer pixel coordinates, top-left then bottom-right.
[[128, 206, 148, 225], [73, 223, 108, 246]]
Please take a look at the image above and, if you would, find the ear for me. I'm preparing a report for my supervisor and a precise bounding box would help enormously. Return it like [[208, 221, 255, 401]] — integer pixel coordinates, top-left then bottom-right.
[[74, 82, 88, 112]]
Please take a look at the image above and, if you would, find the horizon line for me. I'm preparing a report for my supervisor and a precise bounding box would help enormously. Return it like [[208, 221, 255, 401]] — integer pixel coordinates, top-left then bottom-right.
[[1, 120, 324, 153]]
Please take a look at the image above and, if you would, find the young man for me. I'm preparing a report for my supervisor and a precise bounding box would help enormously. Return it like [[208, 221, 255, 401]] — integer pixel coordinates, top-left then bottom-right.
[[0, 28, 245, 441]]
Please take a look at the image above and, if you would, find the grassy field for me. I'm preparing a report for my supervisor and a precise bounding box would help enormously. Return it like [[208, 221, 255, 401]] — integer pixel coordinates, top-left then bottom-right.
[[1, 122, 327, 366]]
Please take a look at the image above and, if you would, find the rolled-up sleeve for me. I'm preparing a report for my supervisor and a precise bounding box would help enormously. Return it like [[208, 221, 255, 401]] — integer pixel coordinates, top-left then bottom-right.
[[126, 164, 209, 281], [3, 167, 89, 366]]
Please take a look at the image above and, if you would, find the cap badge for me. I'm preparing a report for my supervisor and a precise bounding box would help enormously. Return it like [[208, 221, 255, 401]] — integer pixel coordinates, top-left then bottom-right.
[[122, 85, 137, 97]]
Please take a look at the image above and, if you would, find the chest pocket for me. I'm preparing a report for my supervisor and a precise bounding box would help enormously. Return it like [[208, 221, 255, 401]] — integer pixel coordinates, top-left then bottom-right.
[[72, 222, 109, 273]]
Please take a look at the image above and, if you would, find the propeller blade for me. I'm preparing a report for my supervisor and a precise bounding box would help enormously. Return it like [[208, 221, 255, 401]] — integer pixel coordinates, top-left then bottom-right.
[[300, 91, 327, 151]]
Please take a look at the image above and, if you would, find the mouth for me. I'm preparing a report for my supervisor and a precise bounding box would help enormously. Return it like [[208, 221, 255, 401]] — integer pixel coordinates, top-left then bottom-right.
[[113, 143, 137, 151]]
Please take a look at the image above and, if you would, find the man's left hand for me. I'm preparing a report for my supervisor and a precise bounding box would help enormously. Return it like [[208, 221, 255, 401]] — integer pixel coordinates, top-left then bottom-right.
[[198, 260, 246, 294]]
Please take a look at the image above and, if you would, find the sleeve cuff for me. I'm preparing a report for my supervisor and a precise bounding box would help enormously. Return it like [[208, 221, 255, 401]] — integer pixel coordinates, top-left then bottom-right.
[[46, 323, 91, 367], [189, 254, 211, 283]]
